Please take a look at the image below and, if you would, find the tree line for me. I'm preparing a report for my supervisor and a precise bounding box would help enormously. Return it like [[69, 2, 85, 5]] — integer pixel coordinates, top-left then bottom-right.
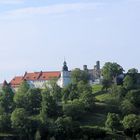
[[0, 62, 140, 139]]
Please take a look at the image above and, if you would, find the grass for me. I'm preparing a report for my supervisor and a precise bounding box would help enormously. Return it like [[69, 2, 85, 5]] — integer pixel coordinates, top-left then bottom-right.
[[80, 112, 106, 127], [92, 84, 103, 93], [96, 93, 114, 102]]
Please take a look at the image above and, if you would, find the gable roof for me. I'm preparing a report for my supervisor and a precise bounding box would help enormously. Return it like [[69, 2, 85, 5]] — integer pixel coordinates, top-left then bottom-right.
[[24, 72, 42, 81], [10, 76, 24, 87], [10, 71, 61, 87], [39, 71, 60, 80]]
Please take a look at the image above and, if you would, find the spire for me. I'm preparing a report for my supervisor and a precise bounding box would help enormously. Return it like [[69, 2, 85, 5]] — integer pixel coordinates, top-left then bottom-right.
[[63, 61, 68, 71]]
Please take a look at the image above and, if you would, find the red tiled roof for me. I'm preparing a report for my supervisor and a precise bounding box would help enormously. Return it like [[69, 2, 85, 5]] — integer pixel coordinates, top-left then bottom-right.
[[10, 71, 61, 87], [24, 72, 42, 81], [39, 71, 60, 80], [10, 76, 24, 87]]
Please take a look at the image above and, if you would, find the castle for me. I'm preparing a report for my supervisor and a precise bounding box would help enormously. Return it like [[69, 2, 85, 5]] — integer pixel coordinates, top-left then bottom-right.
[[9, 61, 101, 90]]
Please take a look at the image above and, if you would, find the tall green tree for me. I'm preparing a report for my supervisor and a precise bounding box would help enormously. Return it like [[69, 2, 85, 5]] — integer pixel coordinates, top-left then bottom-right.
[[0, 82, 14, 113], [63, 99, 85, 120], [105, 113, 121, 132], [54, 116, 80, 139], [123, 75, 134, 90], [26, 88, 42, 114], [71, 68, 89, 84], [11, 108, 30, 139], [122, 114, 140, 139], [40, 90, 60, 123], [14, 81, 30, 109], [102, 62, 123, 83]]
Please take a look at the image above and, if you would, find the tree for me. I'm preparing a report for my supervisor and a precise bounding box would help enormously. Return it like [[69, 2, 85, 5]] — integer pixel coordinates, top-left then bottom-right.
[[0, 108, 11, 132], [14, 81, 30, 109], [123, 75, 134, 90], [40, 90, 60, 123], [11, 108, 29, 138], [62, 83, 79, 102], [63, 99, 85, 120], [120, 99, 137, 115], [122, 114, 140, 139], [115, 86, 126, 100], [125, 90, 140, 107], [105, 113, 121, 132], [127, 68, 139, 87], [128, 68, 138, 74], [101, 79, 112, 91], [35, 130, 41, 140], [77, 81, 92, 97], [54, 116, 80, 139], [26, 88, 42, 114], [102, 62, 123, 83], [0, 83, 15, 113], [71, 68, 89, 84], [46, 79, 62, 102], [11, 108, 38, 140]]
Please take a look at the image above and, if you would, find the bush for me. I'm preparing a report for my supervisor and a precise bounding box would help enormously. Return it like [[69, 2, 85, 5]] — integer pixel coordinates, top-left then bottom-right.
[[81, 127, 107, 139], [63, 99, 85, 120]]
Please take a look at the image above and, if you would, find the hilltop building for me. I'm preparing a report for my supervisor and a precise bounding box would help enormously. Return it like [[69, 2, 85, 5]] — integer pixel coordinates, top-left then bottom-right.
[[9, 61, 101, 90]]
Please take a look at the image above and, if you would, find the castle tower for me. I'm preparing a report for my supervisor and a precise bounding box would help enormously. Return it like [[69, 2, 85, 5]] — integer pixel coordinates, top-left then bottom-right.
[[96, 61, 100, 70]]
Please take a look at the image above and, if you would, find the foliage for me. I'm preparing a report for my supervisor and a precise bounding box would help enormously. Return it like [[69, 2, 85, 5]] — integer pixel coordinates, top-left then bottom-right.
[[105, 113, 121, 131], [71, 68, 89, 83], [54, 116, 80, 139], [125, 89, 140, 107], [128, 68, 138, 74], [26, 88, 42, 114], [81, 126, 107, 139], [101, 79, 112, 91], [47, 79, 62, 102], [0, 84, 14, 113], [102, 62, 123, 83], [35, 130, 41, 140], [122, 114, 140, 136], [120, 99, 137, 115], [40, 90, 60, 122], [11, 108, 29, 134], [123, 75, 134, 90], [14, 81, 30, 109], [0, 113, 11, 132], [62, 83, 78, 102], [63, 99, 85, 120]]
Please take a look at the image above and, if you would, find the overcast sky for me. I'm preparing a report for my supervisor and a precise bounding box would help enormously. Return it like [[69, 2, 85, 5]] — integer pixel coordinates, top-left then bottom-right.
[[0, 0, 140, 82]]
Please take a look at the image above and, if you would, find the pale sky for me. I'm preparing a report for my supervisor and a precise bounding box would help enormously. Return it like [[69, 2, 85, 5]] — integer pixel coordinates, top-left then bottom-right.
[[0, 0, 140, 82]]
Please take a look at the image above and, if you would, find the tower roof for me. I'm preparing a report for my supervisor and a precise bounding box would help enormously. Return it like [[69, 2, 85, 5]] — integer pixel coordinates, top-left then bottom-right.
[[63, 61, 68, 71]]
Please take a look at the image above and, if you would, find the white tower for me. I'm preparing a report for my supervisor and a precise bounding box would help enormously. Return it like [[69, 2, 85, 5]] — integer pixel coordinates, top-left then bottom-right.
[[58, 61, 71, 88]]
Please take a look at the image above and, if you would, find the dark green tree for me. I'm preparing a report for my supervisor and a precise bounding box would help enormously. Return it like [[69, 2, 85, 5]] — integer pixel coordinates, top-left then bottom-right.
[[62, 83, 79, 102], [128, 68, 138, 74], [123, 75, 134, 90], [35, 130, 41, 140], [0, 108, 11, 132], [54, 116, 80, 139], [105, 113, 121, 132], [63, 99, 85, 120], [120, 99, 137, 115], [125, 90, 140, 107], [102, 79, 112, 91], [0, 82, 14, 113], [11, 108, 31, 139], [40, 90, 60, 122], [102, 62, 123, 83], [26, 88, 42, 114], [122, 114, 140, 139], [14, 81, 30, 109], [71, 68, 89, 84]]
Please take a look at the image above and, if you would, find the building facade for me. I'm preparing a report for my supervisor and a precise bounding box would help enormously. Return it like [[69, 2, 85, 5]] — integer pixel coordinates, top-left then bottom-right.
[[9, 61, 101, 90]]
